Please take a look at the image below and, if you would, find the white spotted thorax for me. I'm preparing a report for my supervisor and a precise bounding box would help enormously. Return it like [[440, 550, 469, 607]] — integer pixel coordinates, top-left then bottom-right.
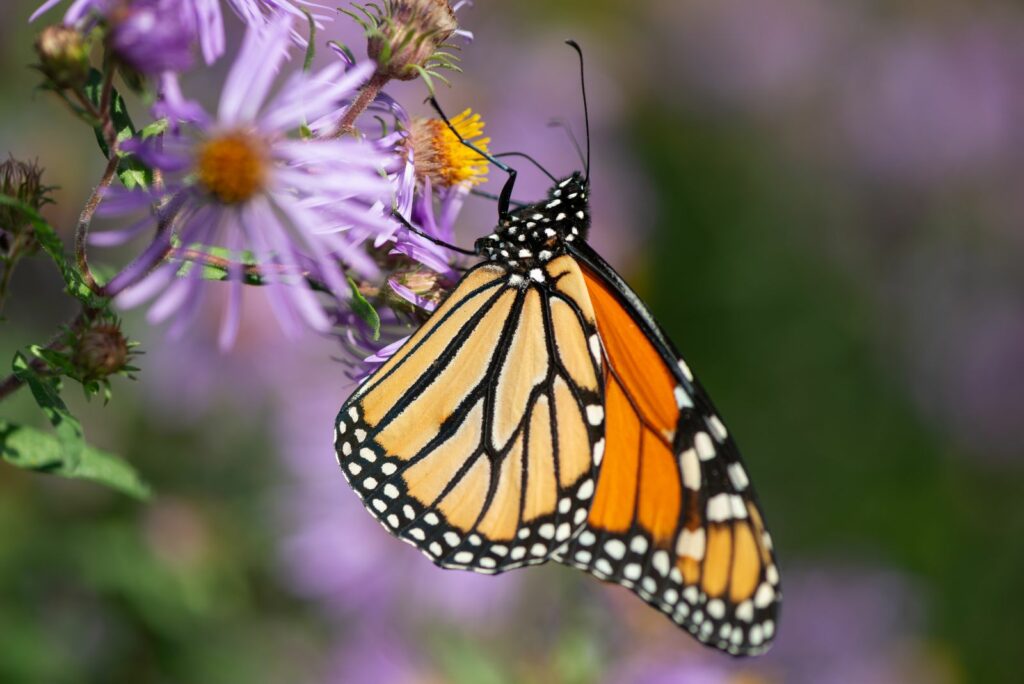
[[474, 172, 590, 285]]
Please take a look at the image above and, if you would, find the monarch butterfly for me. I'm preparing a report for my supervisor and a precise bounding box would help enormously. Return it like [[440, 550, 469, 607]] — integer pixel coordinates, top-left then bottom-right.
[[334, 42, 780, 656]]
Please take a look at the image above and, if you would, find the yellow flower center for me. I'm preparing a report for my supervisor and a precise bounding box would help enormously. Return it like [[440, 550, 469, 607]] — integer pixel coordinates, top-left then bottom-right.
[[196, 132, 267, 204], [414, 108, 490, 188]]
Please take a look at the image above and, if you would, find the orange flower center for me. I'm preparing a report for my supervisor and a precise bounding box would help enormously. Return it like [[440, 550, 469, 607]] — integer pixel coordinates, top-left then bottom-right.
[[196, 132, 267, 204]]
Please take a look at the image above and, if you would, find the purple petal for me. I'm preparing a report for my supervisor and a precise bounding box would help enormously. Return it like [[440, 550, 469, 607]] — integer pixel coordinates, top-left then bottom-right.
[[387, 279, 438, 312], [218, 17, 292, 125]]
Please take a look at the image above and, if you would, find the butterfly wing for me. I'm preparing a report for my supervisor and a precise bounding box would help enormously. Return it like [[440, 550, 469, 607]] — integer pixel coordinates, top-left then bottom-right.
[[335, 258, 604, 572], [553, 242, 782, 656]]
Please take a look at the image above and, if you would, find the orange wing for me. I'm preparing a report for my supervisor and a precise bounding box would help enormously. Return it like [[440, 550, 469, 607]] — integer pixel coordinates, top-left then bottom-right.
[[553, 247, 781, 656]]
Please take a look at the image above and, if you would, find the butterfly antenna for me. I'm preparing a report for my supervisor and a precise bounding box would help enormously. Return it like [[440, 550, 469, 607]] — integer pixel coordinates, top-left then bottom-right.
[[493, 151, 558, 183], [470, 188, 527, 209], [391, 208, 476, 256], [429, 96, 518, 220], [565, 40, 591, 182], [548, 118, 587, 171]]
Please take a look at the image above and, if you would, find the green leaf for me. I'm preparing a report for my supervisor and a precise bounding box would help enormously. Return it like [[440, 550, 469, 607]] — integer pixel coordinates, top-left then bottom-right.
[[12, 352, 83, 457], [0, 421, 150, 499], [84, 68, 155, 190], [0, 194, 102, 306], [348, 277, 381, 340]]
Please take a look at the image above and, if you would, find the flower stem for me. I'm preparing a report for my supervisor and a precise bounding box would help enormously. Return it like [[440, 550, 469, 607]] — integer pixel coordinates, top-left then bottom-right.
[[332, 71, 390, 138], [75, 153, 120, 294]]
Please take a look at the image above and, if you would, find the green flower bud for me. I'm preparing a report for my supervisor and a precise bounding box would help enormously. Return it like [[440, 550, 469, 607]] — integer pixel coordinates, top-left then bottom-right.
[[35, 24, 90, 89]]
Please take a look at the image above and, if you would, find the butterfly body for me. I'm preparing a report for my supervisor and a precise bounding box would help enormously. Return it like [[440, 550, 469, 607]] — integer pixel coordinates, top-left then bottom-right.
[[335, 170, 781, 656]]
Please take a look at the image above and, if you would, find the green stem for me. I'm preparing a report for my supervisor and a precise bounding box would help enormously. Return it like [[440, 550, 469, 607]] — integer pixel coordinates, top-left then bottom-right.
[[75, 152, 119, 295]]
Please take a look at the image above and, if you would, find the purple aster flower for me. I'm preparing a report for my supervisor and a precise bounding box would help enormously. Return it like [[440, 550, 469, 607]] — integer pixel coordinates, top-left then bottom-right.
[[31, 0, 209, 69], [225, 0, 333, 47], [30, 0, 327, 65], [93, 19, 396, 348], [108, 0, 198, 74]]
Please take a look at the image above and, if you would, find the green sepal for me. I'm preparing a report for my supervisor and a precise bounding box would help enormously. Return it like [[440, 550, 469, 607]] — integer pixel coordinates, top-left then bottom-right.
[[348, 277, 381, 340]]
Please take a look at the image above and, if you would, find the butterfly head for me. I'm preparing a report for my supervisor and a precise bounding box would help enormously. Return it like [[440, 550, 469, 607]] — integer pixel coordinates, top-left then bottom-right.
[[475, 171, 590, 270]]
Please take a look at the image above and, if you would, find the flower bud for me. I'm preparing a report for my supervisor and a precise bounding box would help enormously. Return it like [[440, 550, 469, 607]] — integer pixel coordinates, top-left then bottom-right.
[[0, 156, 51, 250], [74, 322, 130, 381], [34, 25, 90, 89], [387, 267, 446, 312], [365, 0, 459, 81]]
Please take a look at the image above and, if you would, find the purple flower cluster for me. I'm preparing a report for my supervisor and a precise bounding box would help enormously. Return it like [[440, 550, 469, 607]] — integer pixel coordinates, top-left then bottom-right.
[[29, 0, 477, 370]]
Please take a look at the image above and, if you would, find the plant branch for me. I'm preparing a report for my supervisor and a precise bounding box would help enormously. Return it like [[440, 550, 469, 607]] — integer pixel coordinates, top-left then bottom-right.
[[0, 311, 86, 403], [75, 153, 120, 294]]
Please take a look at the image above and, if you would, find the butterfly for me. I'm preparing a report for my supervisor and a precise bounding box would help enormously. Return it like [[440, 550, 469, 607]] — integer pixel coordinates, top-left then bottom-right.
[[334, 43, 780, 656]]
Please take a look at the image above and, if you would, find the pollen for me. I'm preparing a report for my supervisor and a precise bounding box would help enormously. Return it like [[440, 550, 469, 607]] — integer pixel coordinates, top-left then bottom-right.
[[411, 109, 490, 188], [196, 132, 267, 204]]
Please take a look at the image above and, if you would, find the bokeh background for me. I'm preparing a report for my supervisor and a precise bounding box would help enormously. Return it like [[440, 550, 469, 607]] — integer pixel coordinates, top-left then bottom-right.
[[2, 0, 1022, 682]]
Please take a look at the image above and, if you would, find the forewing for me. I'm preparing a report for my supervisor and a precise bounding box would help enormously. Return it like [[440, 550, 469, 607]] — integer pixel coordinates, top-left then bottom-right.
[[335, 259, 604, 573], [553, 246, 782, 656]]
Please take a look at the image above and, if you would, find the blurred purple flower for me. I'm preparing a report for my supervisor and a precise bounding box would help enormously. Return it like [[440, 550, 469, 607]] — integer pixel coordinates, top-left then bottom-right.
[[92, 19, 395, 348], [108, 0, 198, 74], [324, 626, 434, 684], [225, 0, 332, 47], [893, 243, 1024, 463], [29, 0, 105, 24], [654, 0, 845, 113], [30, 0, 327, 64], [841, 24, 1021, 185], [275, 359, 522, 628], [604, 563, 939, 684]]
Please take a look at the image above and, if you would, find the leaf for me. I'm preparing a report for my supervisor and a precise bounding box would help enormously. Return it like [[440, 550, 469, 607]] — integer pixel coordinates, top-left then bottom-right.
[[0, 194, 102, 306], [84, 68, 155, 190], [12, 352, 83, 457], [348, 277, 381, 340], [0, 421, 150, 499]]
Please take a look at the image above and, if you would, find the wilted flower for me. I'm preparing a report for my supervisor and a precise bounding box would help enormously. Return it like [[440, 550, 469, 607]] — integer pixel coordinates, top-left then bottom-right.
[[93, 19, 396, 349], [0, 156, 53, 243]]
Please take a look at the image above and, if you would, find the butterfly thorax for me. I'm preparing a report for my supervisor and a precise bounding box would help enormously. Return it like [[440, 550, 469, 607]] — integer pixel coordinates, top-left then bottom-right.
[[474, 172, 590, 280]]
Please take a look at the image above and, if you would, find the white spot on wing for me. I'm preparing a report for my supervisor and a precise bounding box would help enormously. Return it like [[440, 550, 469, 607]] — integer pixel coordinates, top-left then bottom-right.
[[604, 539, 626, 559], [707, 415, 728, 441], [728, 463, 749, 491], [680, 448, 700, 490], [676, 528, 706, 560], [707, 493, 731, 522], [694, 432, 716, 461]]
